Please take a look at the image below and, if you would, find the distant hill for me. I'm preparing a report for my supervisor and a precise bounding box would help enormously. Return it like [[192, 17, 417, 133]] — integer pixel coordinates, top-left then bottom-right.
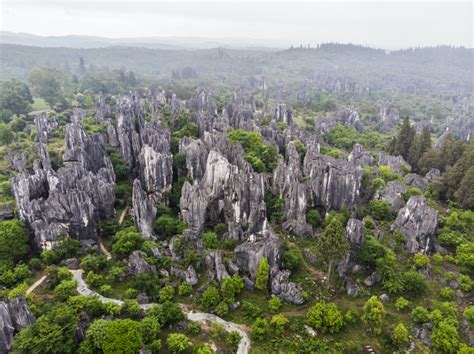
[[0, 41, 472, 98], [0, 31, 282, 50]]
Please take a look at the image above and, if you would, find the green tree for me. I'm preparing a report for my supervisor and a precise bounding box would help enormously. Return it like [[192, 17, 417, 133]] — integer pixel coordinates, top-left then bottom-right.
[[154, 215, 185, 238], [395, 117, 416, 161], [419, 126, 432, 155], [255, 257, 270, 292], [270, 314, 289, 336], [251, 318, 269, 342], [392, 323, 409, 347], [28, 67, 68, 108], [282, 245, 302, 271], [227, 331, 242, 352], [0, 79, 33, 122], [159, 285, 175, 303], [463, 306, 474, 326], [221, 274, 244, 303], [0, 220, 29, 266], [456, 242, 474, 269], [369, 200, 393, 221], [81, 319, 143, 354], [362, 296, 385, 335], [54, 279, 77, 301], [140, 316, 161, 344], [202, 231, 219, 249], [455, 165, 474, 210], [112, 226, 143, 256], [431, 320, 460, 353], [200, 286, 220, 310], [306, 301, 344, 334], [13, 305, 77, 354], [306, 209, 322, 229], [166, 333, 191, 353], [268, 295, 282, 313], [315, 218, 349, 280]]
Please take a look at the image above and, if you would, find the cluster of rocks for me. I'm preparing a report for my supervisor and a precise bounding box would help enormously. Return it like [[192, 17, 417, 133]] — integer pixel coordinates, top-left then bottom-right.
[[0, 296, 35, 352], [11, 110, 116, 250]]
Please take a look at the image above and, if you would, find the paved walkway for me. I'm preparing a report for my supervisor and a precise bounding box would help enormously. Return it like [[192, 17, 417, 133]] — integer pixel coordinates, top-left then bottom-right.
[[69, 269, 250, 354], [26, 275, 48, 295]]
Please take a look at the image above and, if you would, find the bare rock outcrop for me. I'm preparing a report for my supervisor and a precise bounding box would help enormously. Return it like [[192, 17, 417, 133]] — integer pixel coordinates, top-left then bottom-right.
[[272, 142, 312, 236], [304, 143, 362, 211], [391, 196, 438, 253], [348, 144, 373, 166], [12, 121, 116, 250], [0, 296, 35, 353], [377, 153, 411, 174]]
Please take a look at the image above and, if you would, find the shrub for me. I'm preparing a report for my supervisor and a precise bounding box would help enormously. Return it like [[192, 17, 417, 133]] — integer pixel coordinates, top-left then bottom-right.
[[227, 331, 242, 352], [369, 200, 393, 221], [440, 286, 455, 300], [411, 306, 429, 323], [255, 258, 270, 292], [166, 333, 191, 353], [86, 271, 104, 288], [241, 301, 263, 321], [395, 297, 410, 311], [140, 316, 161, 344], [251, 318, 269, 341], [112, 226, 143, 256], [306, 301, 344, 334], [0, 220, 29, 266], [459, 274, 472, 293], [401, 270, 427, 295], [362, 296, 385, 335], [268, 295, 282, 313], [270, 314, 289, 335], [413, 253, 430, 268], [159, 285, 175, 303], [221, 274, 244, 304], [463, 306, 474, 326], [306, 209, 322, 228], [215, 301, 229, 317], [392, 323, 409, 347], [154, 215, 185, 238], [431, 320, 460, 353], [202, 231, 219, 249], [186, 322, 201, 336], [54, 279, 77, 300], [200, 286, 220, 310], [178, 283, 192, 296], [282, 245, 302, 271], [227, 129, 279, 173], [432, 253, 443, 264], [99, 284, 112, 296]]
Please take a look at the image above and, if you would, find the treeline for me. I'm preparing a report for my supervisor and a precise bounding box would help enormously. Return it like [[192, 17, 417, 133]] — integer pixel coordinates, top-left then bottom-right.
[[389, 117, 473, 209]]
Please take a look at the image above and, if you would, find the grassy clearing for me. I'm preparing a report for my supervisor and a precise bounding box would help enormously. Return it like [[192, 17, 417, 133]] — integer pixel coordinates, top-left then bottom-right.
[[31, 97, 50, 111]]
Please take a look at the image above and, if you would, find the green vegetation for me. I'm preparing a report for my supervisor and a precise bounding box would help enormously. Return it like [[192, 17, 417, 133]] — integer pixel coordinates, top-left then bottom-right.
[[227, 129, 279, 172]]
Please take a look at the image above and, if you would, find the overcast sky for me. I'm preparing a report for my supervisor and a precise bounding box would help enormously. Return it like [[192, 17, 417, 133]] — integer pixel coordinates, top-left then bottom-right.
[[1, 0, 472, 49]]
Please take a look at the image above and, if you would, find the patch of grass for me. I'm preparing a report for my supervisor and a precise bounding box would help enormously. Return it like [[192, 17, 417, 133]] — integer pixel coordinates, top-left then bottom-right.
[[31, 97, 50, 111]]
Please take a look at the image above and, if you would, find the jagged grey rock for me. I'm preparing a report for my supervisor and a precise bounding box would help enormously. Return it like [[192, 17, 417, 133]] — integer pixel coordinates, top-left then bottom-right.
[[404, 173, 428, 190], [272, 142, 312, 237], [348, 143, 373, 166], [12, 122, 115, 250], [391, 196, 438, 254], [170, 265, 199, 286], [270, 269, 305, 305], [132, 179, 157, 239], [338, 219, 364, 276], [377, 181, 407, 211], [0, 296, 35, 353], [304, 143, 362, 211], [377, 153, 411, 174], [128, 251, 157, 275], [205, 250, 229, 282]]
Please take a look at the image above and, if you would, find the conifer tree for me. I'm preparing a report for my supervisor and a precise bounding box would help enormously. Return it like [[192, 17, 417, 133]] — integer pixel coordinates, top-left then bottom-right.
[[396, 117, 415, 160], [315, 218, 349, 280]]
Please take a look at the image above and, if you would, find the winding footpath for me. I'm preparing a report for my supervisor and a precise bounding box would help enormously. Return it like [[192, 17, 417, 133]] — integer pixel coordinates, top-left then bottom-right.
[[69, 269, 250, 354]]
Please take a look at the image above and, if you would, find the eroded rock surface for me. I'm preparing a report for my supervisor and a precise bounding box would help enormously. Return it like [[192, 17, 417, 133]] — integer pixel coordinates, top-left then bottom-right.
[[0, 296, 35, 353], [391, 196, 438, 253]]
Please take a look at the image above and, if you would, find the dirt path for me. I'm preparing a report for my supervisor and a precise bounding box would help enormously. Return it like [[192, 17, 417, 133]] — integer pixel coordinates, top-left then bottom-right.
[[118, 207, 128, 225], [98, 240, 112, 260], [69, 269, 251, 354], [26, 275, 48, 295]]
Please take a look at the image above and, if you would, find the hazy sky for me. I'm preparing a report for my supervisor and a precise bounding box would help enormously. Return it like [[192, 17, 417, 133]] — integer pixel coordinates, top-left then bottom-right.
[[1, 0, 472, 49]]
